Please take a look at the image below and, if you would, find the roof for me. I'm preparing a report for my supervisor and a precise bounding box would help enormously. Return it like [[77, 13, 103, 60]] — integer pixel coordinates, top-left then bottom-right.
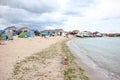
[[41, 29, 64, 33], [72, 30, 79, 33], [54, 29, 64, 32]]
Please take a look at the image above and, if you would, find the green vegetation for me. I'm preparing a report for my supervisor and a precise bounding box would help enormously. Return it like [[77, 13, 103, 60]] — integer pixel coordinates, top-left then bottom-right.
[[62, 41, 89, 80]]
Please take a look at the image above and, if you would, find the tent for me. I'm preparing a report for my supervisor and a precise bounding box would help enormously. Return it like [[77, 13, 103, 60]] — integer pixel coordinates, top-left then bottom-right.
[[0, 30, 13, 40], [18, 32, 28, 38], [28, 31, 35, 38], [0, 28, 14, 40], [5, 30, 13, 40], [0, 30, 6, 40], [1, 33, 6, 40], [4, 26, 18, 36]]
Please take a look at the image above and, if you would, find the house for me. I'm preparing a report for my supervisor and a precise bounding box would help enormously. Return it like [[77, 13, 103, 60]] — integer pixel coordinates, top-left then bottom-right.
[[54, 29, 65, 36], [41, 29, 65, 37]]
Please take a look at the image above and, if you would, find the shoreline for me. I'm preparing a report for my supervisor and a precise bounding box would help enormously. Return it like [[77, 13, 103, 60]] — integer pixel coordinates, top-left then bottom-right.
[[67, 39, 111, 80]]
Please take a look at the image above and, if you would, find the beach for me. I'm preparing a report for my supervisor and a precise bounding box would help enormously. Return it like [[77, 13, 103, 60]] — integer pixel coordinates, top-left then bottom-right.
[[0, 36, 90, 80], [1, 36, 117, 80], [0, 36, 68, 80]]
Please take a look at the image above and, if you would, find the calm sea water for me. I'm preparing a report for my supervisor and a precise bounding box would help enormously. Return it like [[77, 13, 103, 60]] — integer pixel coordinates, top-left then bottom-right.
[[67, 37, 120, 80]]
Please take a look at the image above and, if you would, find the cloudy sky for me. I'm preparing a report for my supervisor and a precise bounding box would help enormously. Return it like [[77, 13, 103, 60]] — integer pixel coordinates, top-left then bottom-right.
[[0, 0, 120, 33]]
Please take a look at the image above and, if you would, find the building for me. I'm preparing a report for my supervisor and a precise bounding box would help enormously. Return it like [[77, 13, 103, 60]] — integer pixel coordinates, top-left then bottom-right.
[[41, 29, 65, 36], [54, 29, 65, 36]]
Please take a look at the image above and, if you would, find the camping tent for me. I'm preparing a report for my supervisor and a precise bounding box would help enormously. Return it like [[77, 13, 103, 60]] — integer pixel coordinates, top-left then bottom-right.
[[4, 26, 18, 36], [5, 30, 13, 40], [1, 30, 13, 40], [0, 28, 14, 40], [28, 31, 35, 38], [18, 32, 28, 38]]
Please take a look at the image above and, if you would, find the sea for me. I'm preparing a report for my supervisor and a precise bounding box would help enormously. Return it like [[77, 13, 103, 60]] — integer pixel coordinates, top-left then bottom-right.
[[67, 37, 120, 80]]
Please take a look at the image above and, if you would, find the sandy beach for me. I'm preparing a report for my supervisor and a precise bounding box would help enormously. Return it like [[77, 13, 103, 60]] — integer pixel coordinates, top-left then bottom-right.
[[0, 36, 67, 80]]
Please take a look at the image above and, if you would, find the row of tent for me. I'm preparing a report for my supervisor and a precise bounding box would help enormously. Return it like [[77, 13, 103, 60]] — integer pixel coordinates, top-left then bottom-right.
[[0, 27, 35, 40], [18, 31, 35, 38], [0, 26, 66, 40]]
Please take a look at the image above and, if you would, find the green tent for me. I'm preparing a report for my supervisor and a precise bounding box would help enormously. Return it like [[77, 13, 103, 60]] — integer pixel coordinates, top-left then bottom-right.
[[18, 32, 28, 38]]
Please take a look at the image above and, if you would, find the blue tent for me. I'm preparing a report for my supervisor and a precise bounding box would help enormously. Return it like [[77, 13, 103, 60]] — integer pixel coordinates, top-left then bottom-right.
[[28, 31, 35, 38], [0, 30, 13, 40], [47, 32, 52, 36]]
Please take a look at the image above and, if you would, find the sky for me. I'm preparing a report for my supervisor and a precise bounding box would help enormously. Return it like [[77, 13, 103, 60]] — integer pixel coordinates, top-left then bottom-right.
[[0, 0, 120, 33]]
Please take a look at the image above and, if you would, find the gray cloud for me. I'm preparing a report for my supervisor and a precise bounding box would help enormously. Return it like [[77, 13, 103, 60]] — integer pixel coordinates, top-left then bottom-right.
[[63, 0, 95, 16], [0, 0, 60, 14], [0, 0, 119, 33], [0, 0, 65, 30], [69, 0, 94, 7]]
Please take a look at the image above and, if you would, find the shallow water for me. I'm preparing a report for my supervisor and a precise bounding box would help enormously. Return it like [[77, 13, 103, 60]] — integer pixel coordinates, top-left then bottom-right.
[[67, 37, 120, 80]]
